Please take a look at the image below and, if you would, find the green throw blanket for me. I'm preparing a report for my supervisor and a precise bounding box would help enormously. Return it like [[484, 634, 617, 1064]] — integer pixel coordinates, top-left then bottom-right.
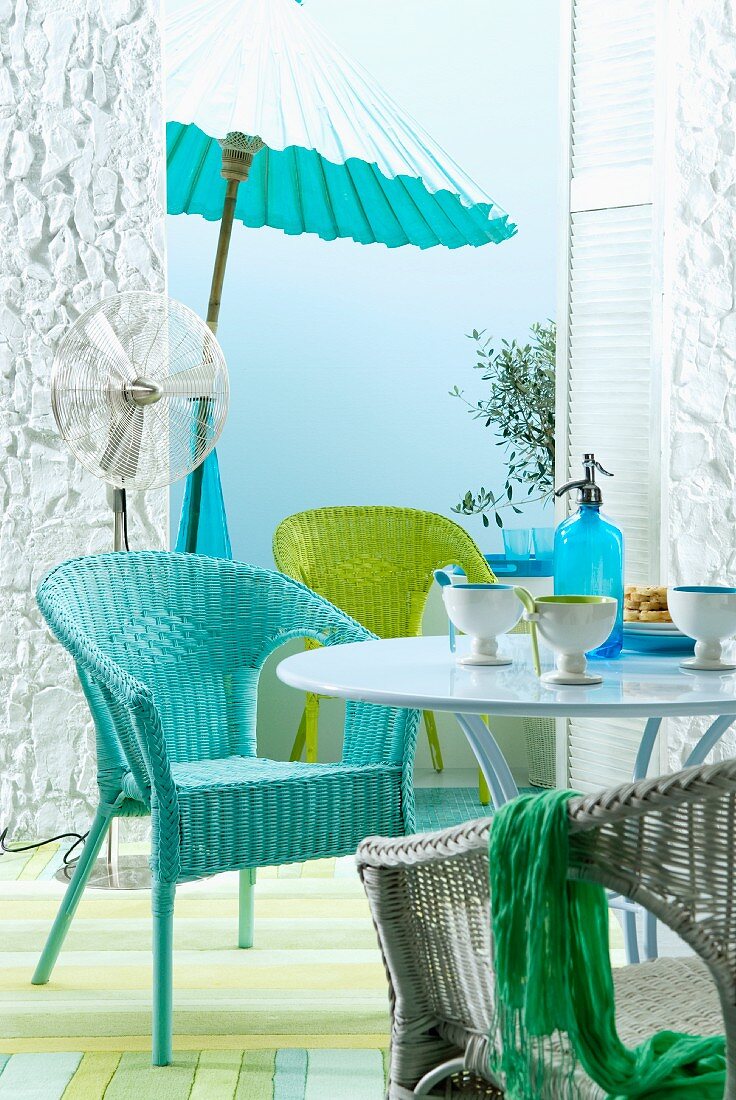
[[488, 789, 726, 1099]]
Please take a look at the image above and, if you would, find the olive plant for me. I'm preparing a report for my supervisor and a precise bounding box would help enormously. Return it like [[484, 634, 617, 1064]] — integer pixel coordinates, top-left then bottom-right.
[[451, 321, 556, 528]]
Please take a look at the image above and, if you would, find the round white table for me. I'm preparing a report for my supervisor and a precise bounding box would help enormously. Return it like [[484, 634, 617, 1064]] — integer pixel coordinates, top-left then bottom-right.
[[277, 632, 736, 961]]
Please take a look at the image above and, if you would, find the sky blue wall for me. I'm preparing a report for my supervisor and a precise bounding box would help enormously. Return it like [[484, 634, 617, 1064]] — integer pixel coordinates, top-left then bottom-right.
[[167, 0, 560, 567]]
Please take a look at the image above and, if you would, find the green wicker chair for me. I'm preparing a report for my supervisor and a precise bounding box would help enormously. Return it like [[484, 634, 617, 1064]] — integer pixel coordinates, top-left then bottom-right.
[[273, 506, 495, 797], [31, 551, 420, 1066]]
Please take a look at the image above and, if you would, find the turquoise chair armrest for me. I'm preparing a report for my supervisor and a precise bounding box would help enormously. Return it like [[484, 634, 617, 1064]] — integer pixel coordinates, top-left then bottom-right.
[[39, 592, 179, 842]]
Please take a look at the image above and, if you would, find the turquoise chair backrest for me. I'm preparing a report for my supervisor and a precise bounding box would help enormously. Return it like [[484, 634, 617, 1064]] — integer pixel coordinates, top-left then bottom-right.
[[37, 552, 373, 781]]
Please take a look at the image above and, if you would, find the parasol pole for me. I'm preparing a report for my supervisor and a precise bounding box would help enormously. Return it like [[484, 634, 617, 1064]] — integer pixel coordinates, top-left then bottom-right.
[[183, 132, 264, 553], [206, 177, 240, 337]]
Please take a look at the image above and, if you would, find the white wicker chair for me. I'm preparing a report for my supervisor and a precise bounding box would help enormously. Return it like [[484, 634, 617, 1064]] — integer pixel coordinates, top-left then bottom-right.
[[357, 758, 736, 1098]]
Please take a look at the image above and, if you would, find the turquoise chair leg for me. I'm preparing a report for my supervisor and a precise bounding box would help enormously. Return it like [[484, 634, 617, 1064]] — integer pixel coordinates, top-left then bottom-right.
[[238, 868, 256, 948], [32, 805, 113, 985], [152, 879, 176, 1066]]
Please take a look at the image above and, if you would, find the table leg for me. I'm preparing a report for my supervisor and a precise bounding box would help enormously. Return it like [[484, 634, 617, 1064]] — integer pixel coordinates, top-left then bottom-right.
[[454, 713, 519, 811], [633, 717, 663, 781], [625, 717, 663, 962], [683, 713, 736, 767], [632, 714, 736, 962]]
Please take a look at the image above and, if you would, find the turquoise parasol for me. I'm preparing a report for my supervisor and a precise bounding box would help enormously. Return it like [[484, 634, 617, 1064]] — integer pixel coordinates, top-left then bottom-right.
[[166, 0, 517, 554]]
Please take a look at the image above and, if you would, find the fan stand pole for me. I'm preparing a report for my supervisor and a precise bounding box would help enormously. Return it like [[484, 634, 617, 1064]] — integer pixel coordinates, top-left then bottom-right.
[[184, 136, 261, 553], [58, 488, 151, 890], [112, 485, 128, 553]]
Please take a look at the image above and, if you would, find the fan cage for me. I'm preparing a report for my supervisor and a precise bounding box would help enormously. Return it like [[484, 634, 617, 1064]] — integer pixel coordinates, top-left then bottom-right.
[[51, 292, 229, 491]]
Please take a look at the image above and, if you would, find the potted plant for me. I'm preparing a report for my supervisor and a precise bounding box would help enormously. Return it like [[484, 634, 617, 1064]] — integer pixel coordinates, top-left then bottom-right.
[[451, 320, 556, 529], [450, 322, 557, 790]]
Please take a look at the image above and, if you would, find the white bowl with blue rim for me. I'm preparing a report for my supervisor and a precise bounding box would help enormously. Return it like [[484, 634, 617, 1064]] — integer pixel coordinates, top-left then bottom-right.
[[442, 583, 523, 666], [668, 585, 736, 671]]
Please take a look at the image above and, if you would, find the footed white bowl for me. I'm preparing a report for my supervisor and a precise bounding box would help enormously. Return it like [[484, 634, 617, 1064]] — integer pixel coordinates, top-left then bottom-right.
[[442, 584, 523, 666], [526, 596, 617, 685], [668, 586, 736, 671]]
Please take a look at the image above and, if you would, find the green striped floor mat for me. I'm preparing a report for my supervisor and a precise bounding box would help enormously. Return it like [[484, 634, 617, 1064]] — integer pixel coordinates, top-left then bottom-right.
[[0, 788, 623, 1096], [0, 1049, 387, 1098]]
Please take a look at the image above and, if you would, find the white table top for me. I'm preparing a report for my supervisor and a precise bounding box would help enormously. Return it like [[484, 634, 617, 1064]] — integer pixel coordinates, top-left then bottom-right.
[[276, 634, 736, 718]]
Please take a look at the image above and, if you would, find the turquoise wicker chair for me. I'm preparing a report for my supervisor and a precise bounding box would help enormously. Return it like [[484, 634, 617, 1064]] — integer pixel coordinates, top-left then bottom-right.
[[31, 551, 420, 1066]]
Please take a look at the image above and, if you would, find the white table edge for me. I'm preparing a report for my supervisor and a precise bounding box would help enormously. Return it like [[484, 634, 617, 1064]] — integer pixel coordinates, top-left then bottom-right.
[[276, 661, 736, 720]]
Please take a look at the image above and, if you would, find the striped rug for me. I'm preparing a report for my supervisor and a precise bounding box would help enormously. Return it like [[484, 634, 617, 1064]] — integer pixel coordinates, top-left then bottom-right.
[[0, 789, 491, 1096], [0, 1049, 387, 1097], [0, 846, 390, 1097]]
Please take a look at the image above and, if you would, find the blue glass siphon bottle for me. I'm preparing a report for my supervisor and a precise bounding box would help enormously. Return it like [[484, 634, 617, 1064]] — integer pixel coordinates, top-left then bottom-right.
[[553, 454, 624, 658]]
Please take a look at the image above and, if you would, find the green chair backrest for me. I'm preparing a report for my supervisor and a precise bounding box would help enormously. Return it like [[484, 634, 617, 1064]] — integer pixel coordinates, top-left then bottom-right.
[[273, 506, 494, 639]]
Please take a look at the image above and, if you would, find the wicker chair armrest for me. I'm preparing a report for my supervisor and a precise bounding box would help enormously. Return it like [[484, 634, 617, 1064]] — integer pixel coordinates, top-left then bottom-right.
[[315, 619, 377, 647], [568, 757, 736, 833], [41, 606, 178, 829], [357, 816, 492, 871], [359, 758, 736, 874], [453, 551, 495, 585], [255, 576, 379, 665]]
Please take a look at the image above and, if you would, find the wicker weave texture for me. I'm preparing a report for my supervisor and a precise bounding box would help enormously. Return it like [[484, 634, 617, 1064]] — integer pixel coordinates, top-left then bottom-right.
[[523, 715, 556, 788], [36, 551, 422, 880], [273, 506, 495, 638], [357, 757, 736, 1098]]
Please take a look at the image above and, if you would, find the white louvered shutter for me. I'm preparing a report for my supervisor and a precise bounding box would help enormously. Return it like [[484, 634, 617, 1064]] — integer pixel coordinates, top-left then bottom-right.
[[558, 0, 663, 793]]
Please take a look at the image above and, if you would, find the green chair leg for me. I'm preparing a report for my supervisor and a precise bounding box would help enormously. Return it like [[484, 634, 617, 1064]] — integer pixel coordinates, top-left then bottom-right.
[[32, 806, 113, 985], [152, 880, 176, 1066], [238, 868, 256, 948], [422, 711, 444, 773], [304, 694, 319, 764], [289, 707, 308, 762], [289, 694, 320, 763]]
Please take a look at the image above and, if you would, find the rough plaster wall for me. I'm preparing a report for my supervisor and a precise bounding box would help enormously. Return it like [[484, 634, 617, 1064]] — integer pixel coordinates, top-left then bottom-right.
[[663, 0, 736, 767], [0, 0, 167, 838]]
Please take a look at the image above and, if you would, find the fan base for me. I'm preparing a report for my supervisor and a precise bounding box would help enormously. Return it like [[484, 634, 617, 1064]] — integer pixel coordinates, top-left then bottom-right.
[[55, 855, 151, 891]]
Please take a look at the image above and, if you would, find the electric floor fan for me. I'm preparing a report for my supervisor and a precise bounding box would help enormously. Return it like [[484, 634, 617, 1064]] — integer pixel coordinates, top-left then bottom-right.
[[51, 291, 229, 887]]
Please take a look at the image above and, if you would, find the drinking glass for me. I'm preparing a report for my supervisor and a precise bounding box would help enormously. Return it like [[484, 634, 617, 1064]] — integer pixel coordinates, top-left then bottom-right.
[[532, 526, 555, 560], [502, 527, 532, 559]]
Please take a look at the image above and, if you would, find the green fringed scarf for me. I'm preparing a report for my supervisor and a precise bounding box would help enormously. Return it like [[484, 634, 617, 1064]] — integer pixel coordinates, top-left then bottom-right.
[[488, 789, 726, 1099]]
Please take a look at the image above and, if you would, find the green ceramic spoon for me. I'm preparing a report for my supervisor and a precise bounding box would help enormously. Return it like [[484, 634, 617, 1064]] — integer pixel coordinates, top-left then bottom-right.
[[513, 586, 542, 677]]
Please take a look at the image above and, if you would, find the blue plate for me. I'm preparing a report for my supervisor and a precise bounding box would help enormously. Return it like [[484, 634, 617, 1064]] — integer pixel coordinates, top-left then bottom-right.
[[623, 630, 695, 655]]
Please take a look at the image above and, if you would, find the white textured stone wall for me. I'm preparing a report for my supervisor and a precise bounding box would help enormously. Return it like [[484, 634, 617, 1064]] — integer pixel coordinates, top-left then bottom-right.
[[0, 0, 167, 837], [663, 0, 736, 767]]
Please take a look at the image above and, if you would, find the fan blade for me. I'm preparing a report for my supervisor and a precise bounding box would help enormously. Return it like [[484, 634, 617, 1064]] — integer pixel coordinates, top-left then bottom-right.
[[159, 361, 217, 398], [99, 404, 145, 481], [81, 311, 137, 382]]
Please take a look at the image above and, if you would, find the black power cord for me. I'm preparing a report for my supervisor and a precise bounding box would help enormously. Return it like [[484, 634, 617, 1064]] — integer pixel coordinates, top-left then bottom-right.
[[0, 826, 88, 868]]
